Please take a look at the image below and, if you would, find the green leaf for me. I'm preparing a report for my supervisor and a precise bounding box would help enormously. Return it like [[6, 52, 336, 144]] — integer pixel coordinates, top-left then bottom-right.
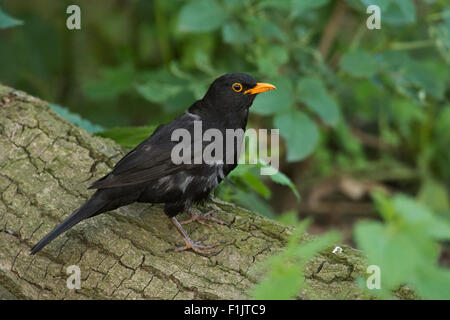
[[291, 0, 329, 14], [83, 64, 135, 101], [136, 83, 183, 104], [429, 13, 450, 63], [223, 0, 246, 11], [383, 0, 416, 25], [379, 52, 445, 100], [340, 50, 378, 78], [361, 0, 416, 25], [251, 220, 340, 299], [358, 193, 450, 299], [355, 217, 450, 299], [270, 171, 300, 201], [292, 231, 341, 260], [354, 221, 429, 297], [360, 0, 389, 10], [418, 179, 449, 214], [193, 50, 215, 75], [258, 0, 291, 10], [97, 126, 156, 148], [406, 62, 445, 100], [178, 0, 226, 32], [297, 77, 340, 126], [50, 104, 105, 133], [252, 77, 293, 115], [241, 171, 272, 199], [222, 22, 252, 44], [231, 189, 276, 219], [412, 265, 450, 300], [390, 98, 425, 138], [258, 160, 300, 201], [393, 195, 450, 241], [254, 45, 289, 76], [251, 264, 304, 300], [250, 18, 287, 42], [0, 7, 23, 29], [274, 111, 319, 162], [136, 68, 186, 103], [164, 90, 197, 114], [277, 210, 299, 226]]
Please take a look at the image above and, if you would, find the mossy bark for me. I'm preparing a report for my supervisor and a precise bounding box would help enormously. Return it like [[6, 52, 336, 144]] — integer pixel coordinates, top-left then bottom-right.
[[0, 84, 372, 300]]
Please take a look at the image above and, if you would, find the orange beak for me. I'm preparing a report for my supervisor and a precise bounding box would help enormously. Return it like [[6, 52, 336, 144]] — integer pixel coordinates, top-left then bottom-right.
[[244, 82, 276, 95]]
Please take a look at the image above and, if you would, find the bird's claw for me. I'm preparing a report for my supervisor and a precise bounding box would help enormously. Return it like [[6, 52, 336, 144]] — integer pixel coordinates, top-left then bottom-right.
[[169, 234, 224, 255], [180, 210, 230, 228]]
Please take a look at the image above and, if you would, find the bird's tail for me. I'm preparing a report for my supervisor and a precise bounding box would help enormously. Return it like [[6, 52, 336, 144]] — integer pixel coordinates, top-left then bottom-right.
[[30, 192, 105, 255]]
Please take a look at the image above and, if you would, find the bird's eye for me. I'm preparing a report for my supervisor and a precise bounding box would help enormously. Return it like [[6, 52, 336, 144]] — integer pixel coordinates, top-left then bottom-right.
[[232, 83, 243, 93]]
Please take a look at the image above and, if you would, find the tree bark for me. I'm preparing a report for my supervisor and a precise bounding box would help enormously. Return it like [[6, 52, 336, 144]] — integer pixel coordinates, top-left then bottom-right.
[[0, 84, 371, 300]]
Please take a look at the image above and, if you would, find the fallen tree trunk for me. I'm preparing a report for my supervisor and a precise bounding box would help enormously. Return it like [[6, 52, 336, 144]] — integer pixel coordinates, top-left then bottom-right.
[[0, 84, 371, 300]]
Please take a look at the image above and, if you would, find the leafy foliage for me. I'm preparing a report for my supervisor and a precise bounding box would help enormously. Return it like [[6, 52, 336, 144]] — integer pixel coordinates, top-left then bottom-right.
[[1, 0, 449, 299], [50, 104, 105, 133], [258, 160, 300, 201], [340, 50, 378, 78], [178, 0, 226, 32], [274, 111, 319, 161], [97, 125, 156, 148], [355, 192, 450, 299], [0, 6, 23, 29], [219, 158, 300, 219], [251, 218, 341, 299], [297, 77, 340, 126]]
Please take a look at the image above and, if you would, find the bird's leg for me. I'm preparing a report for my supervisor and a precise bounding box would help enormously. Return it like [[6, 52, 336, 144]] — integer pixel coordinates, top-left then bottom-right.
[[168, 217, 223, 255], [180, 208, 230, 228]]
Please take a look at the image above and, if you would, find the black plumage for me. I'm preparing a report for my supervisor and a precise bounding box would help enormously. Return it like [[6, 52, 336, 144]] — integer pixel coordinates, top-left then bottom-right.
[[31, 73, 275, 255]]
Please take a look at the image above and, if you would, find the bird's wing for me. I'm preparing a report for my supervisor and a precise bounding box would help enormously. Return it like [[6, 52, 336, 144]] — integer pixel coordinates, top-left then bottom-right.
[[89, 114, 199, 189]]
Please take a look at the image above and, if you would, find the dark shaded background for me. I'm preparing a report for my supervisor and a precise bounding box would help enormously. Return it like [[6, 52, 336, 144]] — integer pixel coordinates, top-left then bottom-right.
[[1, 0, 449, 270]]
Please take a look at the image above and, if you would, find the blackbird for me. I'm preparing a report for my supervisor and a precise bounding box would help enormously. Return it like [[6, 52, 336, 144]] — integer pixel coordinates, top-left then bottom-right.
[[31, 73, 275, 255]]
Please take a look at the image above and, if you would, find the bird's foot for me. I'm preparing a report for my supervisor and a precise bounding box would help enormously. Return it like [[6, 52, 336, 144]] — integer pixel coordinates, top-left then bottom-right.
[[171, 234, 223, 255], [180, 209, 230, 228], [168, 217, 224, 256]]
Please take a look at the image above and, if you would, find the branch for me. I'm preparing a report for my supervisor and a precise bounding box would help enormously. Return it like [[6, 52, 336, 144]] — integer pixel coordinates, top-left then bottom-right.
[[319, 0, 348, 59]]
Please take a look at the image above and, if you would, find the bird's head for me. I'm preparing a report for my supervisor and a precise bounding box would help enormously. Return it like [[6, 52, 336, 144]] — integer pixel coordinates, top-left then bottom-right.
[[201, 73, 276, 112]]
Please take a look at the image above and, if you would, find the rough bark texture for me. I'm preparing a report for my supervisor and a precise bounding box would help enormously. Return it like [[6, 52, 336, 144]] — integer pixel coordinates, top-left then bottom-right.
[[0, 84, 372, 300]]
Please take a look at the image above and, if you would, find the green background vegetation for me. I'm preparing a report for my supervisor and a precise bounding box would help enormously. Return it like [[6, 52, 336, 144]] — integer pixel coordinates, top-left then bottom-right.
[[0, 0, 449, 299]]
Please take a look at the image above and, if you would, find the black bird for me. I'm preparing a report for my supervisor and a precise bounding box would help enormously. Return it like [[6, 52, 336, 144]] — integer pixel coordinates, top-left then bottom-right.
[[31, 73, 275, 255]]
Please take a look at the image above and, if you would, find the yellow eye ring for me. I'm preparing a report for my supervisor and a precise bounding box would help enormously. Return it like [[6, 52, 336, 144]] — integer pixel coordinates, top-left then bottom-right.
[[232, 83, 243, 92]]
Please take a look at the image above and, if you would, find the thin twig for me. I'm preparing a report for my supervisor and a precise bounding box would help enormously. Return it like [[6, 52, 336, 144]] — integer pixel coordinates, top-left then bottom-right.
[[319, 0, 348, 59]]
